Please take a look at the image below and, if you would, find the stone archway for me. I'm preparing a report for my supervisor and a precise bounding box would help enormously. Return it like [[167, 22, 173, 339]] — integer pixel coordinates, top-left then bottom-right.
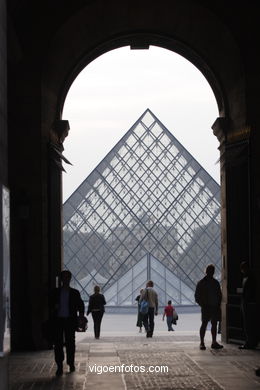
[[42, 2, 247, 345], [8, 0, 255, 350]]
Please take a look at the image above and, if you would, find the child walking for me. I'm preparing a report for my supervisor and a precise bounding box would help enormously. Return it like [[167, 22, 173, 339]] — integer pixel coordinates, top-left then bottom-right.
[[162, 300, 175, 331]]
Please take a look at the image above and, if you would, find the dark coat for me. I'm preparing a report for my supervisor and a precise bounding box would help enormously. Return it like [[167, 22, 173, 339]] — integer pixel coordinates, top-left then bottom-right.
[[87, 293, 106, 315], [49, 287, 85, 320], [242, 272, 257, 304], [194, 276, 222, 307], [43, 287, 85, 343]]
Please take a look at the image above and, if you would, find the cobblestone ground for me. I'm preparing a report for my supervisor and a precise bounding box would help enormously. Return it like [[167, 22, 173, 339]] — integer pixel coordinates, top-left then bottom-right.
[[118, 350, 222, 390], [9, 335, 260, 390]]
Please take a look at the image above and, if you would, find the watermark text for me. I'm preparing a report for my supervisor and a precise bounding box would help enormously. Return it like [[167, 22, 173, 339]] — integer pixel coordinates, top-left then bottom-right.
[[88, 364, 168, 375]]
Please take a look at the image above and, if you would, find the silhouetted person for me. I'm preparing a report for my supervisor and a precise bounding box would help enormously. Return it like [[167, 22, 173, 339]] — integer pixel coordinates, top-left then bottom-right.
[[50, 270, 85, 376], [87, 285, 106, 339], [135, 289, 144, 332], [195, 264, 223, 350], [239, 261, 258, 349], [140, 280, 158, 338], [162, 300, 175, 331]]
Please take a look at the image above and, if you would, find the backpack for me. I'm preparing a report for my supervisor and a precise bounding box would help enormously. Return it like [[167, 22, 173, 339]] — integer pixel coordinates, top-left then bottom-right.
[[139, 289, 149, 314]]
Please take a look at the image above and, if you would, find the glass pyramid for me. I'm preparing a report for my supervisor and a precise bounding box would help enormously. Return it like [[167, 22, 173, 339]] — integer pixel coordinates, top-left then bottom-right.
[[63, 109, 221, 305], [104, 253, 195, 306]]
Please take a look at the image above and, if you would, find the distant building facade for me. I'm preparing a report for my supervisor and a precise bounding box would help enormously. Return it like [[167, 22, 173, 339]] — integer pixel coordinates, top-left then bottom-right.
[[63, 109, 221, 307]]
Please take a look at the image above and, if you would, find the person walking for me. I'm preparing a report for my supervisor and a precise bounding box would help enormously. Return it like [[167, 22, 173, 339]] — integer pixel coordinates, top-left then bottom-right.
[[140, 280, 158, 338], [49, 270, 85, 376], [162, 300, 175, 331], [87, 285, 106, 339], [135, 289, 144, 332], [239, 261, 258, 349], [195, 264, 223, 350]]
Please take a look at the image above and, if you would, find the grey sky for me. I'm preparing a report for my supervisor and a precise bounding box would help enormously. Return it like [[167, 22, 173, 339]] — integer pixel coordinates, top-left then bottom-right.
[[62, 46, 220, 201]]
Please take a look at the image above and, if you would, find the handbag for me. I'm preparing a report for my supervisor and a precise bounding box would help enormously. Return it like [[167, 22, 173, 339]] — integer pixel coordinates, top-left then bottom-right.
[[172, 309, 178, 324], [76, 315, 88, 332], [139, 289, 149, 314]]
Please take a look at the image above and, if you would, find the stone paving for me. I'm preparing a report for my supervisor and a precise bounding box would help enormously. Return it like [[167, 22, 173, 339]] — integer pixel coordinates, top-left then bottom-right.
[[8, 313, 260, 389], [119, 350, 222, 389], [9, 334, 260, 390]]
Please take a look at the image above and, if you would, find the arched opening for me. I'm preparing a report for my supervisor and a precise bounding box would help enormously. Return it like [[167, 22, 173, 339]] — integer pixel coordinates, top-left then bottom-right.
[[8, 0, 252, 354], [62, 46, 220, 200], [58, 35, 227, 121], [61, 45, 221, 335], [43, 16, 247, 344]]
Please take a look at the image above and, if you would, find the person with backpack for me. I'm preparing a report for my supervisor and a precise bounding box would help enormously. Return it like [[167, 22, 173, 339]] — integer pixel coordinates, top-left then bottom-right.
[[140, 280, 158, 338]]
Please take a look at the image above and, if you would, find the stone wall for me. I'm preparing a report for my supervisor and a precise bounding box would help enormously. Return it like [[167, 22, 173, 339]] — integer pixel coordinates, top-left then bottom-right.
[[0, 0, 9, 388]]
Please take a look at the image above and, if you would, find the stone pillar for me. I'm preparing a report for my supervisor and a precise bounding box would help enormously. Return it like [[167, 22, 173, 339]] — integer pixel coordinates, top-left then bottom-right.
[[212, 118, 251, 343], [9, 113, 70, 351], [0, 0, 10, 387], [48, 120, 70, 290], [247, 121, 260, 339]]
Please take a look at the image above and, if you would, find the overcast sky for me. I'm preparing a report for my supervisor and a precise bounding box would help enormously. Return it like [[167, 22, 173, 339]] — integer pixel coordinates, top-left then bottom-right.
[[62, 46, 220, 202]]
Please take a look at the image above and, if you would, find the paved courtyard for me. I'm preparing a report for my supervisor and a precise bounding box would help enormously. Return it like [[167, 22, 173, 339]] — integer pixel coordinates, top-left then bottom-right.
[[9, 313, 260, 389]]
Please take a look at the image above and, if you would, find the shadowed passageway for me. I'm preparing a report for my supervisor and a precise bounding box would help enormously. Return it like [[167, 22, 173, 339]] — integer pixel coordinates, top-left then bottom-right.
[[9, 314, 260, 390]]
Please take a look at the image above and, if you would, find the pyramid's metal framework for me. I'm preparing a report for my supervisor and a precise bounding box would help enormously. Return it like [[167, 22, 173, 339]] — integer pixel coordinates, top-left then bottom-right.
[[63, 109, 221, 306]]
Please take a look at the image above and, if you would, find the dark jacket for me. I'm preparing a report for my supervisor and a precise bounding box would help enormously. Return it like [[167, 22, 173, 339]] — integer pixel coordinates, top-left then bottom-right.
[[49, 287, 85, 319], [242, 273, 257, 304], [87, 293, 106, 315], [195, 276, 222, 307]]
